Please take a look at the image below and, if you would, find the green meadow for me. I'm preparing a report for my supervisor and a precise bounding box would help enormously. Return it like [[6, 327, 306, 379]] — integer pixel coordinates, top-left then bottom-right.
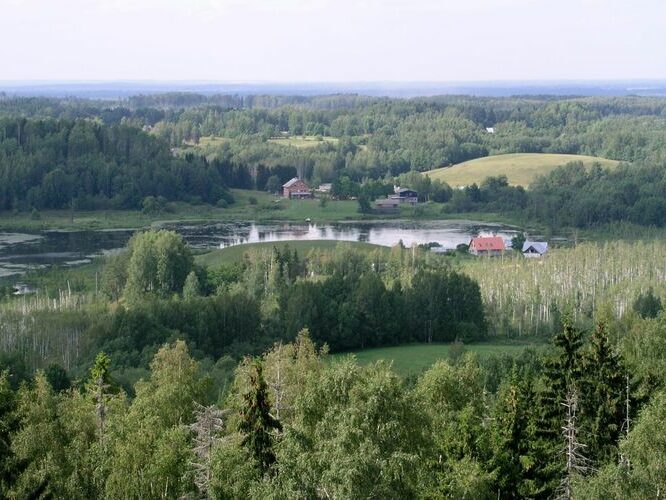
[[334, 342, 542, 376]]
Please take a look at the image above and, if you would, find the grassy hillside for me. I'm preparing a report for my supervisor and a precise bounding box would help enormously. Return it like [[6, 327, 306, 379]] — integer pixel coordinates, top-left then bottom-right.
[[424, 153, 620, 187], [197, 240, 387, 267], [333, 342, 542, 376]]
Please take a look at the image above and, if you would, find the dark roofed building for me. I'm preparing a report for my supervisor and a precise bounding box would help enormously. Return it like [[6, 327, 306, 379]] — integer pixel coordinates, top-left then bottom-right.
[[388, 187, 418, 205]]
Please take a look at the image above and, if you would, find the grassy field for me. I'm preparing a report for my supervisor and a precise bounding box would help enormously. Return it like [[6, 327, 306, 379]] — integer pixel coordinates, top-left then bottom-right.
[[0, 187, 529, 232], [0, 191, 361, 231], [333, 342, 542, 376], [267, 135, 339, 148], [196, 240, 387, 267], [424, 153, 620, 187]]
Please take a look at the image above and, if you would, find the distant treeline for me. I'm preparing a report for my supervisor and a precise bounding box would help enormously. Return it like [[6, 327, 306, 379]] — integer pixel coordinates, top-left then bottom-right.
[[4, 95, 666, 227]]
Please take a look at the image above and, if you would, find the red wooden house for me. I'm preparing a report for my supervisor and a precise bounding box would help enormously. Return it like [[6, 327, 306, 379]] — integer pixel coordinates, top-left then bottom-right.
[[283, 178, 312, 199], [469, 236, 505, 256]]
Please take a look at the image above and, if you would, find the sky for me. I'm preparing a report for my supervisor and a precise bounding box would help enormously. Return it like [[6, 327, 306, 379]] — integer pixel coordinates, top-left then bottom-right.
[[1, 0, 665, 82]]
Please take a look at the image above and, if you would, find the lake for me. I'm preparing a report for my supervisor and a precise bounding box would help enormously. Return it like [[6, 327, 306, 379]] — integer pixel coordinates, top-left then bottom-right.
[[0, 220, 520, 278]]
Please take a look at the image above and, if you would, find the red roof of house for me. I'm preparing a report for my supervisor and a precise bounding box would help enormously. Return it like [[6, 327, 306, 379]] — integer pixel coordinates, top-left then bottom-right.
[[469, 236, 505, 252]]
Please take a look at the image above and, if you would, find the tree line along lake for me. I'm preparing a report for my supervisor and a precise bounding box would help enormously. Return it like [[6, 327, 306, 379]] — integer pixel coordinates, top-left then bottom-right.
[[0, 220, 521, 279]]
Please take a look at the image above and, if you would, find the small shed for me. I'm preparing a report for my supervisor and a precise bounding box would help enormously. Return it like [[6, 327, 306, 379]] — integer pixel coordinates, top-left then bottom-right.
[[283, 178, 312, 199], [522, 241, 548, 258], [469, 236, 505, 256]]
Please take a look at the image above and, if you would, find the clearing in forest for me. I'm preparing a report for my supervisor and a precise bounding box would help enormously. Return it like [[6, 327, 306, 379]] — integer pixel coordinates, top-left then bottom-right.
[[335, 342, 541, 376], [268, 135, 340, 148], [423, 153, 620, 187]]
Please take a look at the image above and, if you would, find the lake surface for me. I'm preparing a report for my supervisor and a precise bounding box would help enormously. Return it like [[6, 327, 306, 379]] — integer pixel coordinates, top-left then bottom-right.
[[0, 220, 519, 278]]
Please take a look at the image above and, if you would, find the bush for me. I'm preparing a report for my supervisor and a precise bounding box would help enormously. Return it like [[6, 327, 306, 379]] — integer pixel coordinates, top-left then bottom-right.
[[142, 196, 167, 215], [217, 199, 229, 208], [633, 287, 663, 319], [357, 194, 372, 214], [248, 196, 258, 206]]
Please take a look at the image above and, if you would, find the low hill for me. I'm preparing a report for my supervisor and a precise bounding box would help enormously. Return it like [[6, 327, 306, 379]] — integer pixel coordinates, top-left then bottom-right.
[[424, 153, 620, 187], [196, 240, 387, 267]]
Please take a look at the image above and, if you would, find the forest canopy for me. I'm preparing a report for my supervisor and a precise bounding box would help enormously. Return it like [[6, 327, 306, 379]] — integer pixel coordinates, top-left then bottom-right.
[[4, 94, 666, 228]]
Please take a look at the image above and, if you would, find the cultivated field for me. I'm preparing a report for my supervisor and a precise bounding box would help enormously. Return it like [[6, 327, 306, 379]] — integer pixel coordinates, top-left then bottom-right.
[[424, 153, 619, 187]]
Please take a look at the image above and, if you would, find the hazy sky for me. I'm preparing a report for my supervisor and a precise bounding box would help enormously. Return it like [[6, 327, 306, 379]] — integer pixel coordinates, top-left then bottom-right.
[[1, 0, 665, 82]]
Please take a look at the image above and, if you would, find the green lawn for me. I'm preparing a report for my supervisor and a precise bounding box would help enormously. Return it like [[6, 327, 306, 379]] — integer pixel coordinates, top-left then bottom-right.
[[334, 342, 542, 376], [424, 153, 619, 187], [196, 240, 387, 267]]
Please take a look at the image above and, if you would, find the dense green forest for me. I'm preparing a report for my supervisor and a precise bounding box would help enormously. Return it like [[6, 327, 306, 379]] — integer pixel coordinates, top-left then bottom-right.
[[0, 118, 240, 210], [4, 94, 666, 228], [2, 306, 666, 498], [0, 230, 665, 497]]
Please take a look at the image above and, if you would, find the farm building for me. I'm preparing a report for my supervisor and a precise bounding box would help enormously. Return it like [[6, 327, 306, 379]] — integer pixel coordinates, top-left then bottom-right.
[[283, 178, 312, 199], [388, 187, 418, 205], [522, 241, 548, 258], [469, 236, 505, 256], [315, 183, 332, 193]]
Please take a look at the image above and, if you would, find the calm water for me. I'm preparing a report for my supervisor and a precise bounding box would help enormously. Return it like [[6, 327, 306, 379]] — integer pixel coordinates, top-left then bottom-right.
[[0, 220, 519, 278]]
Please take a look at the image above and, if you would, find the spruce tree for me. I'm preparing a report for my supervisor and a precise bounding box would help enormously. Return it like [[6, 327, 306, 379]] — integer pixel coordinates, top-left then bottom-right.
[[535, 321, 586, 496], [239, 360, 282, 474], [580, 324, 626, 465]]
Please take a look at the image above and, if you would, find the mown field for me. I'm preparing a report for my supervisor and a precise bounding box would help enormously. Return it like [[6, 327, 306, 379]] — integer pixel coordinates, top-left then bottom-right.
[[267, 135, 340, 148], [424, 153, 620, 187], [334, 342, 542, 376], [196, 240, 387, 266]]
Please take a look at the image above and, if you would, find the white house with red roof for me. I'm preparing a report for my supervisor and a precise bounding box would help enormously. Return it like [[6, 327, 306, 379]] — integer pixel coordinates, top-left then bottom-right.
[[469, 236, 505, 256]]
